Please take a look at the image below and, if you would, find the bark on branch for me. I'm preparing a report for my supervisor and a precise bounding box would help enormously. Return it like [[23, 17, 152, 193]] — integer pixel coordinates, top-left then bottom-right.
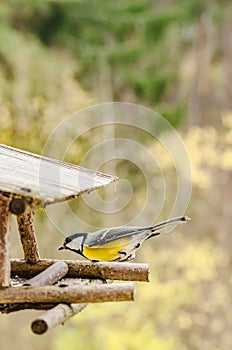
[[17, 212, 40, 263], [11, 259, 149, 282], [0, 283, 135, 304]]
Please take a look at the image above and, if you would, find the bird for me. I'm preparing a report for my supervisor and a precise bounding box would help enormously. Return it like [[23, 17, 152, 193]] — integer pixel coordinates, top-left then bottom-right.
[[58, 216, 190, 262]]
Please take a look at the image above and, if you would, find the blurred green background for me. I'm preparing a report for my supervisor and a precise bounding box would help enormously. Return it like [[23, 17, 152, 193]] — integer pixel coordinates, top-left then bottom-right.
[[0, 1, 232, 349]]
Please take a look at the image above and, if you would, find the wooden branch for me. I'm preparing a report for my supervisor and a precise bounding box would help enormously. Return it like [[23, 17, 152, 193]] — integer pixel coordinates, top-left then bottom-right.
[[0, 195, 11, 287], [0, 283, 135, 303], [11, 259, 149, 282], [23, 261, 68, 287], [31, 303, 87, 334], [17, 212, 40, 263]]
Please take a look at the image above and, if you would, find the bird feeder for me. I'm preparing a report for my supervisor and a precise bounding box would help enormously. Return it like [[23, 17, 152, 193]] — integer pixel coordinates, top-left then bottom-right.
[[0, 144, 149, 334]]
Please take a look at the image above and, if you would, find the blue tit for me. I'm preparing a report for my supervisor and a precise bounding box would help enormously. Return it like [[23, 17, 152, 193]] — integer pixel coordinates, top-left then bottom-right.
[[58, 216, 190, 262]]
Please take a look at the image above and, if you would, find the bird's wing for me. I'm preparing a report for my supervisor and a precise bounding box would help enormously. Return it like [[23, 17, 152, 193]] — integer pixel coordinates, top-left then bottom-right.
[[85, 216, 190, 247], [85, 226, 145, 247]]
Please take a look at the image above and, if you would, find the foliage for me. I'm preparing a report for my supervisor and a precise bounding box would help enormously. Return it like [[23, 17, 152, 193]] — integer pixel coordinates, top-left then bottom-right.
[[1, 0, 227, 126], [0, 9, 92, 153]]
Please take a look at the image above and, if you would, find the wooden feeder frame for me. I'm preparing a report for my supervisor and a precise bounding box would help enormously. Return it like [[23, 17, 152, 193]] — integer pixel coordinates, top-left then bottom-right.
[[0, 145, 150, 334]]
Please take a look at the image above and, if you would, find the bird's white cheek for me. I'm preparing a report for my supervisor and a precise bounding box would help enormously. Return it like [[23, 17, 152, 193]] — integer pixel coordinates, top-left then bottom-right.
[[66, 238, 82, 251]]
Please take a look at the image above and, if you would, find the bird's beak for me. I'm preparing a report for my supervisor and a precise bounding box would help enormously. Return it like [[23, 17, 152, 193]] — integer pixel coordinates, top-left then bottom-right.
[[58, 245, 65, 251]]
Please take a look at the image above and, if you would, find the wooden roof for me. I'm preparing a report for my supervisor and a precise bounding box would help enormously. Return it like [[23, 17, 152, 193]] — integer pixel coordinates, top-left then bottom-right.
[[0, 144, 117, 208]]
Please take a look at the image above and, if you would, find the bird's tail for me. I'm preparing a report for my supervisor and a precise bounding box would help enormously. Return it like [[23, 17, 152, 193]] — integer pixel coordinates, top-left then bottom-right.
[[143, 215, 191, 238]]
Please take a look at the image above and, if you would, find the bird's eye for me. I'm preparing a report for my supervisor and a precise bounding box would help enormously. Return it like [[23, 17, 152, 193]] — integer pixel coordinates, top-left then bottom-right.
[[65, 237, 71, 244]]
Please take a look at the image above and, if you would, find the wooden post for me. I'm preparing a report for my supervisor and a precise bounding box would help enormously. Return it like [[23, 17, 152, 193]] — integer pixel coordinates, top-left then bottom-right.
[[0, 195, 11, 287], [17, 212, 40, 263]]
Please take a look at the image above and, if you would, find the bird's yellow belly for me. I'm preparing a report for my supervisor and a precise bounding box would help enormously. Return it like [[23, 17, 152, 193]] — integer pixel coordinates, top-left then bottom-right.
[[83, 238, 129, 261]]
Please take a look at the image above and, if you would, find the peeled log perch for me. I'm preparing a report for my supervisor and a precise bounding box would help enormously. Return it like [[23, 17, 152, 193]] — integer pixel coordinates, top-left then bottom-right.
[[11, 259, 149, 282], [23, 261, 69, 287], [0, 283, 135, 304], [31, 303, 87, 335]]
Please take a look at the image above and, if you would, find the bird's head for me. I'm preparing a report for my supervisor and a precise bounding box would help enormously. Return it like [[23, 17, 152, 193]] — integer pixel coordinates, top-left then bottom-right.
[[58, 232, 87, 254]]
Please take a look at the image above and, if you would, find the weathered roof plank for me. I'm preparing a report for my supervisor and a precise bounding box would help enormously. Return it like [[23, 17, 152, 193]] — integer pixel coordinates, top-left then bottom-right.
[[0, 144, 116, 208]]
